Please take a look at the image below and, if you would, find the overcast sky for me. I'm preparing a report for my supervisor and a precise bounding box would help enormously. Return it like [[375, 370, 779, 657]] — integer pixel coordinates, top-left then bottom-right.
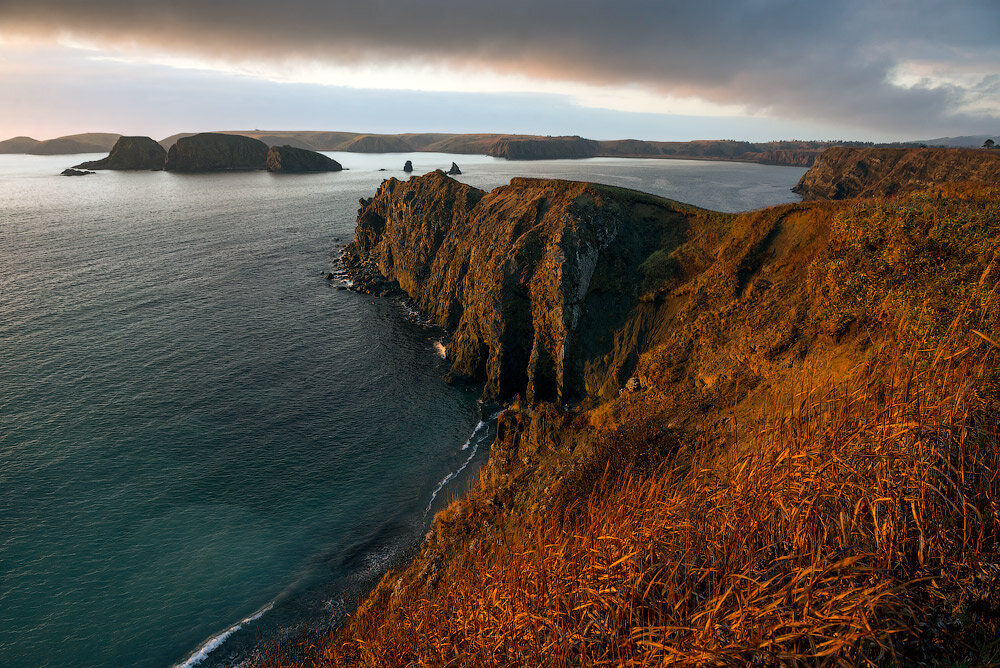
[[1, 0, 998, 141]]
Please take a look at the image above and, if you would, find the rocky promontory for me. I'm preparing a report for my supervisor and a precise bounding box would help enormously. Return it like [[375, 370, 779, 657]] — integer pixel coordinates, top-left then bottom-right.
[[164, 133, 268, 172], [265, 145, 343, 173], [793, 146, 1000, 199], [74, 136, 166, 170], [344, 172, 699, 402], [487, 135, 599, 160]]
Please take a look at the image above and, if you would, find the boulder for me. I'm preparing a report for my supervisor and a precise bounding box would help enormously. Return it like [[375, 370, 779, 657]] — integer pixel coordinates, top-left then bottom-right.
[[74, 136, 166, 170], [266, 145, 343, 173], [164, 133, 268, 172]]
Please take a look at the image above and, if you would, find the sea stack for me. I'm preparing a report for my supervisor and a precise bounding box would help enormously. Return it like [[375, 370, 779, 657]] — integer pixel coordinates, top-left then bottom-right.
[[164, 133, 268, 172], [74, 136, 166, 171], [446, 162, 462, 175], [265, 145, 343, 173], [403, 160, 413, 173]]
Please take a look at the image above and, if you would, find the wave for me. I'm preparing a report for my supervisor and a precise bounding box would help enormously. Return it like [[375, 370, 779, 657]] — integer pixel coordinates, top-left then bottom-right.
[[424, 417, 494, 517], [174, 602, 274, 668]]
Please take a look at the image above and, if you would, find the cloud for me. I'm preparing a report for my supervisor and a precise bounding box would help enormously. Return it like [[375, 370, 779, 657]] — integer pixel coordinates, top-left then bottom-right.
[[1, 0, 998, 135]]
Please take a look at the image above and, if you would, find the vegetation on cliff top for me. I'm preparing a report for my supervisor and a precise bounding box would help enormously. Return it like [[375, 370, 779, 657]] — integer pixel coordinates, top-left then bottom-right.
[[270, 184, 1000, 666]]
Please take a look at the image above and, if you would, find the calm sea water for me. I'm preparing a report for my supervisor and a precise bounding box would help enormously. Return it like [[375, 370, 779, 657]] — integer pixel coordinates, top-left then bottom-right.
[[0, 151, 805, 668]]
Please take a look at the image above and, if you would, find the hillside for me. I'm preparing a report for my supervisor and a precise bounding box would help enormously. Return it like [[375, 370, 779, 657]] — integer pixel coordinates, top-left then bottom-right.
[[794, 146, 1000, 199], [0, 132, 120, 155], [269, 175, 1000, 666]]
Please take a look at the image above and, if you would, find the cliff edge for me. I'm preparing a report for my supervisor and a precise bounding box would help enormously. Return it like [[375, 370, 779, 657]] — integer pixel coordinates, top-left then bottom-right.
[[793, 146, 1000, 199], [344, 172, 701, 402]]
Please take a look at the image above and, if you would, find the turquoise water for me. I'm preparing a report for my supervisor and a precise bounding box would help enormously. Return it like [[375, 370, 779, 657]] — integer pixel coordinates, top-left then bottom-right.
[[0, 152, 805, 667]]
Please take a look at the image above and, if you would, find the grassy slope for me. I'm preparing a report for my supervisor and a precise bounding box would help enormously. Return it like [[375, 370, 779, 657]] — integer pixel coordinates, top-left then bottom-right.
[[272, 184, 1000, 666]]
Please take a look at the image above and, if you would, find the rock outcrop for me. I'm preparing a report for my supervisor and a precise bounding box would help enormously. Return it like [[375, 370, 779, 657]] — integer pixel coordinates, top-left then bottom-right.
[[403, 160, 414, 173], [60, 168, 95, 176], [164, 133, 268, 172], [487, 135, 599, 160], [446, 162, 462, 175], [794, 147, 1000, 200], [344, 172, 697, 402], [74, 136, 166, 170], [265, 145, 343, 173]]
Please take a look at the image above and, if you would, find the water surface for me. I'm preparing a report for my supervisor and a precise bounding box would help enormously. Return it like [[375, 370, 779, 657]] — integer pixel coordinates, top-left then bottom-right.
[[0, 152, 805, 667]]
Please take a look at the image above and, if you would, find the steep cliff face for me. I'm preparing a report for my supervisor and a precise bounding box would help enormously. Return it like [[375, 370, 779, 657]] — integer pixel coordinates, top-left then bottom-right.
[[164, 133, 268, 172], [487, 135, 599, 160], [344, 172, 698, 402], [74, 136, 166, 170], [794, 146, 1000, 199], [265, 145, 343, 172]]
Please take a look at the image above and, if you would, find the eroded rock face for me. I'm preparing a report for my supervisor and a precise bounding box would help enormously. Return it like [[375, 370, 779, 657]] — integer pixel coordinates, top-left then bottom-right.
[[265, 145, 343, 173], [164, 133, 268, 172], [74, 136, 166, 170], [344, 172, 692, 402], [793, 147, 1000, 200]]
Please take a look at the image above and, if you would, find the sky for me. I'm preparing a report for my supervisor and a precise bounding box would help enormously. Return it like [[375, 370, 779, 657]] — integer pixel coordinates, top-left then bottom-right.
[[0, 1, 998, 142]]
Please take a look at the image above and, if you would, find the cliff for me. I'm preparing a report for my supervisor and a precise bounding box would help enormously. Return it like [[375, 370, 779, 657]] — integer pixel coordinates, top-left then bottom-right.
[[74, 136, 166, 170], [316, 177, 1000, 667], [487, 135, 599, 160], [164, 133, 268, 172], [265, 145, 343, 173], [344, 172, 701, 402], [793, 146, 1000, 199]]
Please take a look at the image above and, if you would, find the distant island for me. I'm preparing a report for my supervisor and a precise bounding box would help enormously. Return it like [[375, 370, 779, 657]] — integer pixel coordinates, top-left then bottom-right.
[[69, 133, 343, 174], [4, 129, 997, 167]]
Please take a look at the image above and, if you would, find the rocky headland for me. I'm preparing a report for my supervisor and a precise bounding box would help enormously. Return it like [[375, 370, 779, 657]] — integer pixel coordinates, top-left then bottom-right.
[[317, 170, 1000, 667], [265, 145, 343, 173], [74, 136, 166, 170], [793, 146, 1000, 199], [164, 132, 269, 172]]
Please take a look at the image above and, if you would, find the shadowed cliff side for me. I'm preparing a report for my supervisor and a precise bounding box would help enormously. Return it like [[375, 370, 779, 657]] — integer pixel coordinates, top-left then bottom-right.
[[794, 146, 1000, 199], [344, 172, 703, 402]]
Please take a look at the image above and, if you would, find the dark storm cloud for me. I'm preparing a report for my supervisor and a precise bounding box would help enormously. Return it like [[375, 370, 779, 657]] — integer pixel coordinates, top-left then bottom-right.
[[2, 0, 998, 134]]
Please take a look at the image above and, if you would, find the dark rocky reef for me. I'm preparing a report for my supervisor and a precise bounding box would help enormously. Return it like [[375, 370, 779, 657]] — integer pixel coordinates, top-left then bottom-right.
[[265, 145, 343, 173], [344, 172, 696, 402], [74, 136, 166, 170], [794, 147, 1000, 200], [487, 135, 599, 160], [60, 168, 95, 176], [164, 133, 268, 172]]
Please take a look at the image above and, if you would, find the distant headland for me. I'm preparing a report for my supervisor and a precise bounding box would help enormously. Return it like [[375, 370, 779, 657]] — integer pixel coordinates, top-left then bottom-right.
[[3, 129, 996, 167]]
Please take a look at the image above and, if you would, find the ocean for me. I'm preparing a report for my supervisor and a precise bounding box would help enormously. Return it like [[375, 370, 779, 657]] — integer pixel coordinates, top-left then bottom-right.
[[0, 151, 806, 667]]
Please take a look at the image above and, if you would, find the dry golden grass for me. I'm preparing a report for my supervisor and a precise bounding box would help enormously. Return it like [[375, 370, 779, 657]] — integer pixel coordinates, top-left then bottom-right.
[[269, 304, 1000, 667]]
